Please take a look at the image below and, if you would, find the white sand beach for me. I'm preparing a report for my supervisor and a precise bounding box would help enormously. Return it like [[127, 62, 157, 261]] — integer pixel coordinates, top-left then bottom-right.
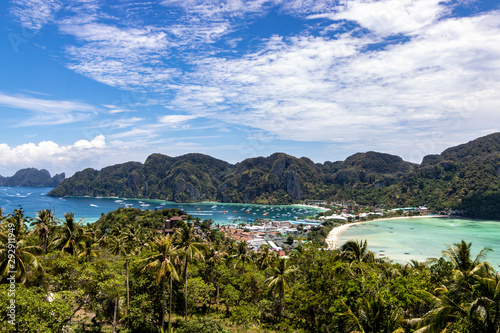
[[292, 203, 329, 212], [326, 215, 448, 250]]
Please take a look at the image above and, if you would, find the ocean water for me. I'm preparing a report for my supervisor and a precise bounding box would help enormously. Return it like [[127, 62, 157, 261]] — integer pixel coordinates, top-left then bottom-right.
[[0, 186, 321, 225], [337, 217, 500, 268]]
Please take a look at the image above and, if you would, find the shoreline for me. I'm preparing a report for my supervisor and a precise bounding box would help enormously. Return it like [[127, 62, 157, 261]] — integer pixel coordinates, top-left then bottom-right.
[[326, 215, 449, 250]]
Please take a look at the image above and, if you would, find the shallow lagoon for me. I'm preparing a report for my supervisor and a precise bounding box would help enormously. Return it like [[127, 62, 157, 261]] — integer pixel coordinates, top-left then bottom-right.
[[0, 186, 322, 224], [337, 216, 500, 268]]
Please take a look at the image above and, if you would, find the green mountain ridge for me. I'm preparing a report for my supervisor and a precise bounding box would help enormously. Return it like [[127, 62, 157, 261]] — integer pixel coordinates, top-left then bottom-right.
[[0, 168, 65, 187], [48, 133, 500, 219]]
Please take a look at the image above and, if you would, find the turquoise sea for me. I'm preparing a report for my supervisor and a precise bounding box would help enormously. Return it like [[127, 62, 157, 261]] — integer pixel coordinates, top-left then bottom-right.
[[0, 186, 321, 225], [337, 217, 500, 269]]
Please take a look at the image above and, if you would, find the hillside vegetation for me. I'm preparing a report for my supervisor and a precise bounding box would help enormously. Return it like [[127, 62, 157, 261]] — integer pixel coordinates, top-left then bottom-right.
[[0, 168, 65, 187], [1, 207, 499, 332], [48, 133, 500, 219]]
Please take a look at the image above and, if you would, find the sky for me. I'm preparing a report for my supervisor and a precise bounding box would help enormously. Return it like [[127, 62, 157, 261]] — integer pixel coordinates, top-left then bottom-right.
[[1, 0, 499, 177]]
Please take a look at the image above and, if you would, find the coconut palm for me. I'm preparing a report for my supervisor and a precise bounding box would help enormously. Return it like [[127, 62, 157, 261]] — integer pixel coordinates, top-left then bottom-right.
[[230, 240, 254, 274], [343, 292, 403, 333], [5, 208, 29, 238], [340, 239, 374, 263], [30, 209, 55, 252], [206, 240, 228, 306], [174, 221, 207, 320], [257, 244, 276, 270], [108, 235, 129, 256], [123, 226, 145, 254], [141, 235, 179, 331], [78, 239, 100, 262], [410, 287, 470, 333], [0, 236, 42, 284], [442, 240, 492, 287], [50, 212, 89, 256], [266, 257, 297, 317], [469, 274, 500, 332]]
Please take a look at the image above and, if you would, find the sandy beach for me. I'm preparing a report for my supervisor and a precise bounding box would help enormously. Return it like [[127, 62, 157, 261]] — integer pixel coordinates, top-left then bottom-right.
[[292, 203, 330, 212], [326, 215, 448, 250]]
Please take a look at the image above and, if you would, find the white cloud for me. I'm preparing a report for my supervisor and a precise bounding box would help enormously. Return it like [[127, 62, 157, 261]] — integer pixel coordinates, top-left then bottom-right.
[[0, 135, 107, 175], [160, 0, 272, 18], [0, 92, 97, 126], [59, 22, 179, 91], [158, 114, 200, 126], [108, 128, 158, 140], [318, 0, 449, 36], [168, 9, 500, 162], [7, 0, 500, 164], [10, 0, 62, 31]]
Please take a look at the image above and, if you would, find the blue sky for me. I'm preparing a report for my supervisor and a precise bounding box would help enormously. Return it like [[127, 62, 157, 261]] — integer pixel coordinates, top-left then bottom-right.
[[1, 0, 499, 176]]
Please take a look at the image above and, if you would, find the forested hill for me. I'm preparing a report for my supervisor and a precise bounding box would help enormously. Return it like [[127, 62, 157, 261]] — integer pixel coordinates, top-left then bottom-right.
[[0, 168, 65, 187], [48, 133, 500, 219]]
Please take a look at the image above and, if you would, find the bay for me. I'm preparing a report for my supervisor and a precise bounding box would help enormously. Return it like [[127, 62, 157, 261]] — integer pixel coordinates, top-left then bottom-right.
[[337, 216, 500, 269], [0, 186, 322, 225]]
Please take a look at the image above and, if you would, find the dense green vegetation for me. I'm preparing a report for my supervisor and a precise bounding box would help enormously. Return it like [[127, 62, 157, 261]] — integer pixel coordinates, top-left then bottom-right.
[[48, 133, 500, 219], [1, 207, 499, 332], [0, 168, 64, 187]]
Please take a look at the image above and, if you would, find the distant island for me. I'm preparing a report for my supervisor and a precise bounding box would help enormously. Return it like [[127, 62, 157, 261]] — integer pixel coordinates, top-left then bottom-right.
[[0, 168, 65, 187], [47, 132, 500, 220]]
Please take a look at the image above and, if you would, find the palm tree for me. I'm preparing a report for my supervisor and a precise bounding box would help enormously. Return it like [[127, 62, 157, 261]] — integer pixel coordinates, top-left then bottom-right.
[[343, 292, 403, 333], [142, 235, 179, 331], [123, 226, 145, 254], [266, 257, 297, 317], [5, 208, 29, 238], [410, 287, 470, 333], [206, 240, 228, 307], [230, 240, 254, 274], [78, 239, 100, 262], [442, 240, 492, 287], [30, 209, 55, 252], [174, 221, 207, 320], [108, 235, 129, 256], [0, 236, 42, 284], [257, 244, 276, 270], [340, 239, 374, 263], [50, 212, 89, 256], [469, 274, 500, 332]]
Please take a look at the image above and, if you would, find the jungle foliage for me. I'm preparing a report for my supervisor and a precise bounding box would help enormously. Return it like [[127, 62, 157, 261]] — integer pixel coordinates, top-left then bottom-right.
[[1, 207, 499, 332]]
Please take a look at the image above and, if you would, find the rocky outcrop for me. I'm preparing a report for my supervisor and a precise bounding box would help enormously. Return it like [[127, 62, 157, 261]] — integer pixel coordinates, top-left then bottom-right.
[[0, 168, 65, 187]]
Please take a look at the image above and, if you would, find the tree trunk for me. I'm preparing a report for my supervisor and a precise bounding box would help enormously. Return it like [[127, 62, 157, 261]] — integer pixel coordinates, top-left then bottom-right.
[[126, 258, 130, 309], [162, 277, 165, 331], [169, 275, 173, 333], [216, 283, 220, 306], [184, 256, 189, 320], [112, 297, 118, 333]]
